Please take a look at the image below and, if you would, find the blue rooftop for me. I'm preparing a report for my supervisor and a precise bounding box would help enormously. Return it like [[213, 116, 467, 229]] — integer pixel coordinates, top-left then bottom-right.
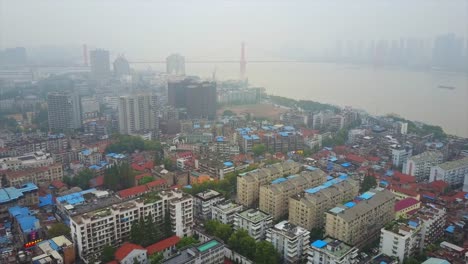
[[380, 180, 389, 187], [224, 161, 233, 167], [445, 225, 455, 233], [329, 157, 338, 162], [251, 135, 260, 140], [330, 207, 345, 214], [39, 194, 53, 207], [344, 202, 356, 208], [305, 175, 348, 194], [283, 126, 295, 131], [57, 188, 97, 205], [106, 153, 126, 159], [272, 178, 288, 184], [311, 240, 327, 248], [341, 162, 351, 167], [324, 147, 332, 151], [306, 166, 318, 171], [279, 132, 289, 137], [243, 135, 252, 140], [8, 206, 39, 233], [408, 220, 419, 228], [216, 136, 225, 142], [81, 149, 92, 156], [359, 191, 376, 200], [184, 185, 192, 189], [326, 175, 334, 180], [385, 170, 394, 177], [0, 183, 38, 204]]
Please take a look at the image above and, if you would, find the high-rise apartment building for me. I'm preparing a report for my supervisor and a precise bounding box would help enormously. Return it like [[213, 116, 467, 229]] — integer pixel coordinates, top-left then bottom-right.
[[194, 189, 224, 220], [237, 161, 302, 207], [234, 208, 273, 241], [266, 220, 310, 264], [166, 54, 185, 75], [259, 170, 327, 220], [47, 92, 82, 131], [211, 200, 244, 225], [403, 151, 443, 181], [325, 189, 395, 247], [289, 176, 359, 230], [90, 49, 111, 79], [308, 238, 359, 264], [430, 157, 468, 191], [113, 56, 131, 77], [118, 94, 159, 137], [167, 77, 217, 120]]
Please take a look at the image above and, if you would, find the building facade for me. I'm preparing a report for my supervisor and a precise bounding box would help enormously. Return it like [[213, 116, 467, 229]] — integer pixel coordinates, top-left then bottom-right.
[[308, 238, 359, 264], [234, 209, 273, 241], [403, 151, 443, 182], [90, 49, 111, 79], [211, 200, 243, 225], [430, 157, 468, 191], [266, 220, 310, 264], [194, 189, 224, 220], [166, 54, 185, 76], [47, 92, 82, 131], [118, 94, 159, 137]]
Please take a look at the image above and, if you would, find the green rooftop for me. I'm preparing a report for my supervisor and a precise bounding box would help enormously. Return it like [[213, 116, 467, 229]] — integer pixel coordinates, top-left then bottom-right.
[[197, 240, 219, 252]]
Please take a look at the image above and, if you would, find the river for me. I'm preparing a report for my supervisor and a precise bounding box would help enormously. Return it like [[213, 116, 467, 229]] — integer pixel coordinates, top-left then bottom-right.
[[143, 62, 468, 137]]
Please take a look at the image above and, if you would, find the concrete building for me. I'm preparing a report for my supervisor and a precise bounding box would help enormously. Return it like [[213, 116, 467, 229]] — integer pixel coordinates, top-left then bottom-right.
[[403, 151, 443, 182], [0, 183, 38, 220], [211, 200, 243, 225], [4, 163, 63, 187], [430, 157, 468, 191], [90, 49, 111, 79], [259, 169, 327, 220], [118, 94, 159, 137], [289, 176, 359, 230], [324, 189, 395, 247], [237, 161, 302, 207], [379, 220, 423, 263], [47, 92, 82, 131], [166, 54, 185, 76], [168, 77, 217, 120], [69, 190, 192, 262], [234, 208, 273, 241], [162, 238, 224, 264], [33, 235, 76, 264], [266, 220, 310, 264], [194, 189, 224, 220], [114, 242, 148, 264], [113, 56, 131, 77], [0, 151, 54, 171], [308, 237, 359, 264], [391, 147, 412, 168]]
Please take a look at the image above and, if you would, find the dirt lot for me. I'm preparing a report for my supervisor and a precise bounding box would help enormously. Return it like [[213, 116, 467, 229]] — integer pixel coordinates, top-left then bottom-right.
[[217, 103, 288, 120]]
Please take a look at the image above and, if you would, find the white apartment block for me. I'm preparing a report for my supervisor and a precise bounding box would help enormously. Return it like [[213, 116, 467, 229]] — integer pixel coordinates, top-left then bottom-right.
[[430, 157, 468, 191], [70, 190, 192, 263], [0, 151, 54, 170], [392, 147, 412, 168], [118, 94, 159, 136], [404, 151, 443, 182], [380, 221, 422, 263], [194, 189, 224, 220], [308, 237, 359, 264], [234, 208, 273, 241], [211, 200, 243, 225], [266, 220, 310, 264]]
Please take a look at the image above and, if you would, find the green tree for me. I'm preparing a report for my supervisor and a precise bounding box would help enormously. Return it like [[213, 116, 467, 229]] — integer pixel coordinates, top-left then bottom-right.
[[130, 219, 145, 245], [101, 245, 116, 263], [228, 229, 256, 259], [176, 236, 199, 249], [255, 241, 280, 264], [252, 144, 267, 157], [70, 168, 94, 189], [140, 175, 154, 185], [361, 175, 377, 192], [104, 162, 136, 191], [149, 252, 164, 264], [222, 109, 236, 116], [163, 158, 174, 171], [47, 223, 71, 238], [214, 223, 234, 242], [403, 257, 420, 264], [309, 227, 324, 241], [163, 209, 174, 238]]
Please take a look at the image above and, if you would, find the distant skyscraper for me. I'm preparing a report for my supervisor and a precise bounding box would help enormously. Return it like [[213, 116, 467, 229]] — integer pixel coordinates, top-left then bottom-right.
[[168, 77, 217, 120], [47, 92, 82, 131], [113, 56, 131, 77], [118, 94, 159, 136], [433, 33, 464, 70], [90, 49, 111, 79], [166, 54, 185, 75]]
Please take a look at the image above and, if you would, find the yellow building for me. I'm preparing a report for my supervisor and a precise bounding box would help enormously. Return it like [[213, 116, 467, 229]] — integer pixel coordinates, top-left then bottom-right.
[[259, 169, 326, 220], [5, 163, 63, 187], [325, 189, 395, 247], [237, 161, 301, 207], [289, 177, 359, 230]]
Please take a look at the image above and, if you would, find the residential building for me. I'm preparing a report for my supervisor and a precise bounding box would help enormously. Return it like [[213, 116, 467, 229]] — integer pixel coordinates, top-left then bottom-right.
[[0, 151, 54, 171], [259, 169, 327, 220], [114, 242, 148, 264], [194, 189, 224, 220], [430, 157, 468, 191], [166, 54, 185, 76], [234, 208, 272, 241], [211, 200, 243, 225], [33, 235, 76, 264], [118, 94, 159, 137], [403, 151, 443, 181], [308, 238, 359, 264], [8, 206, 42, 245], [113, 56, 131, 77], [237, 161, 302, 207], [90, 49, 111, 79], [391, 147, 412, 168], [162, 239, 225, 264], [414, 205, 446, 248], [0, 183, 38, 220], [4, 163, 63, 187], [379, 220, 423, 263], [146, 235, 180, 259], [324, 189, 395, 247], [266, 220, 310, 264], [394, 198, 421, 219], [196, 159, 235, 180], [168, 77, 216, 120], [69, 190, 192, 262], [47, 92, 82, 131], [289, 176, 359, 230]]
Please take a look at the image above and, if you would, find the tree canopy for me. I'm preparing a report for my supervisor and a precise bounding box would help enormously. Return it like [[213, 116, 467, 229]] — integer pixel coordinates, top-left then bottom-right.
[[252, 144, 267, 157], [105, 134, 161, 153], [64, 168, 94, 189], [129, 212, 173, 247], [47, 223, 71, 238], [361, 175, 377, 193], [104, 162, 136, 191], [176, 236, 199, 249], [100, 245, 116, 263]]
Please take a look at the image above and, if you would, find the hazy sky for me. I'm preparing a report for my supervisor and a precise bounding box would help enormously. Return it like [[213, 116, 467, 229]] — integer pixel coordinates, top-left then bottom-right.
[[1, 0, 466, 60]]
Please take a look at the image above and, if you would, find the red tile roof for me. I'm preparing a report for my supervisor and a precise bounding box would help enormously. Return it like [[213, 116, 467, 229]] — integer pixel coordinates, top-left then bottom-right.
[[51, 180, 66, 189], [118, 185, 148, 198], [393, 171, 416, 184], [428, 180, 449, 192], [346, 154, 366, 164], [115, 242, 145, 261], [131, 163, 146, 172], [106, 261, 118, 264], [146, 179, 167, 188], [144, 161, 154, 170], [135, 173, 152, 181], [146, 236, 180, 255], [395, 197, 420, 211], [367, 156, 381, 162]]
